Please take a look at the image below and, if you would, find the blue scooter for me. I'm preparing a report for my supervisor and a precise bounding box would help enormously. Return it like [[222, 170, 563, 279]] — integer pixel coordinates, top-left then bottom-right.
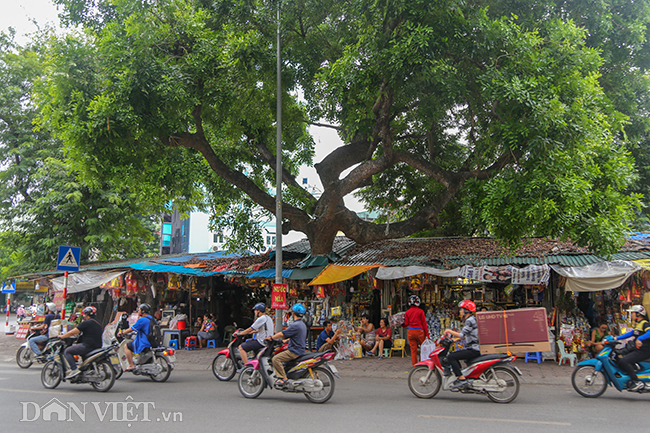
[[572, 338, 650, 397]]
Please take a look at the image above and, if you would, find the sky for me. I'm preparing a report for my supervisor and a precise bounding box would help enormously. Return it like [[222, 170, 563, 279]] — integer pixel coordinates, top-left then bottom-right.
[[2, 0, 365, 243]]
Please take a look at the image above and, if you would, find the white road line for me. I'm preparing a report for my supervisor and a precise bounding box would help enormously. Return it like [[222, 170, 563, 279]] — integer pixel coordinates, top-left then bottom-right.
[[0, 387, 75, 395], [418, 415, 571, 426]]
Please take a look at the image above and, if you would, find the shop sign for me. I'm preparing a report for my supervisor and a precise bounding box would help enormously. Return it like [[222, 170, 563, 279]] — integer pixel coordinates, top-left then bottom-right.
[[271, 284, 287, 309], [53, 291, 66, 312], [16, 281, 35, 290]]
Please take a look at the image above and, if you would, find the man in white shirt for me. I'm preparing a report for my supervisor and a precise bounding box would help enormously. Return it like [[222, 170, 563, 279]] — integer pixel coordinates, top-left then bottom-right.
[[235, 303, 274, 364]]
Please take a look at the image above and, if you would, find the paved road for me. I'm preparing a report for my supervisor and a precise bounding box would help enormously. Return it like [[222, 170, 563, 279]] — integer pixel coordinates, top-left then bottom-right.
[[0, 362, 648, 433]]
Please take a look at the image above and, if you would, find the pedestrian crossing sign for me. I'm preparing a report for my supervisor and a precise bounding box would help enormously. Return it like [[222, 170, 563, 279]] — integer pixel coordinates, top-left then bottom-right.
[[57, 246, 81, 272]]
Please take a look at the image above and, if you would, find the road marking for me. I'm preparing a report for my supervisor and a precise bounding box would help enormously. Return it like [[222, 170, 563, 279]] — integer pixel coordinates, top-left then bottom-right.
[[418, 415, 571, 426], [0, 387, 75, 395]]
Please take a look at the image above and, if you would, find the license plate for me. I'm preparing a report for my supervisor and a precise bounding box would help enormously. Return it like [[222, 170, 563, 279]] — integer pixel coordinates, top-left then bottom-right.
[[110, 356, 120, 365], [329, 365, 338, 375], [167, 355, 176, 363]]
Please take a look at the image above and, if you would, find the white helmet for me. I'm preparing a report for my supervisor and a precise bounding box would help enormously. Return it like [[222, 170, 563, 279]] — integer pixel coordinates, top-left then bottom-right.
[[46, 303, 57, 313], [627, 305, 647, 316]]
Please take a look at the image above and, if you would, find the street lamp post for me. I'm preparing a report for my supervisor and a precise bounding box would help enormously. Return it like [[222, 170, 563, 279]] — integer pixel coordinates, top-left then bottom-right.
[[274, 1, 283, 332]]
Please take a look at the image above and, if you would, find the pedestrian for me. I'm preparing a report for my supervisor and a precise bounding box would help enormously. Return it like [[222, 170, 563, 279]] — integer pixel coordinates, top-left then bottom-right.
[[403, 295, 428, 366]]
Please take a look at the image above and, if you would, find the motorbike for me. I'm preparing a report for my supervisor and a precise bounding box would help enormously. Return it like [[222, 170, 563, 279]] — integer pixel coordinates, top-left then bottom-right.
[[238, 339, 339, 403], [112, 314, 175, 382], [41, 338, 119, 392], [16, 330, 57, 368], [212, 329, 251, 381], [572, 339, 650, 397], [408, 335, 522, 403]]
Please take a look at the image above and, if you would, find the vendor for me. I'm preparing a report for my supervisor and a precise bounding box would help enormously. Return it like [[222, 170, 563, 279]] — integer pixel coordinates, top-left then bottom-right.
[[587, 321, 609, 356]]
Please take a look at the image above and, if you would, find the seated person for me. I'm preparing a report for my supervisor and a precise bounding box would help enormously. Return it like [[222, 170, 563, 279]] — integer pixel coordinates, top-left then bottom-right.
[[58, 306, 103, 378], [316, 320, 342, 352], [356, 313, 376, 355], [197, 314, 218, 347], [29, 303, 59, 358], [118, 304, 154, 371], [369, 317, 392, 358], [194, 316, 203, 331], [587, 321, 609, 356]]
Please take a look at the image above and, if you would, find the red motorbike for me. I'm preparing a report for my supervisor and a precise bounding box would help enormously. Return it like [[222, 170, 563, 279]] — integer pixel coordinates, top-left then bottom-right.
[[408, 335, 522, 403]]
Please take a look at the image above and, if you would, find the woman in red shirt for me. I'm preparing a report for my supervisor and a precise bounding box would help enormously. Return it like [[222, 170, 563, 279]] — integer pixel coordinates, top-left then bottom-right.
[[403, 295, 428, 366]]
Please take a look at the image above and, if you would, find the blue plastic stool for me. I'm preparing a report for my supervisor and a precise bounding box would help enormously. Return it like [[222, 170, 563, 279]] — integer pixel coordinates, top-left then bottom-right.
[[525, 352, 542, 363], [168, 340, 178, 349], [207, 339, 216, 348]]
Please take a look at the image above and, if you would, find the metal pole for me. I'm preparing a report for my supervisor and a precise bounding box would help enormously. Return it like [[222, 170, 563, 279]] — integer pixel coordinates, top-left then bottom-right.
[[5, 293, 10, 333], [274, 1, 283, 332], [61, 271, 68, 320]]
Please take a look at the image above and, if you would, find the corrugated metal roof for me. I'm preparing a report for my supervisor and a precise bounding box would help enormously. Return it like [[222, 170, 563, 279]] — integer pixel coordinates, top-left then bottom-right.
[[284, 236, 357, 256]]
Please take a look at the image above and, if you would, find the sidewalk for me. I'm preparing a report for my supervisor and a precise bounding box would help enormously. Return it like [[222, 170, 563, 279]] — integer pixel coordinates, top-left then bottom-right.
[[0, 333, 574, 387]]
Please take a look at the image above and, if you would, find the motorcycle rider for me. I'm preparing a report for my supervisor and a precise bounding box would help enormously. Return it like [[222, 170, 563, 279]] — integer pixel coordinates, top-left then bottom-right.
[[234, 303, 273, 365], [118, 303, 154, 371], [266, 303, 307, 388], [58, 306, 103, 379], [444, 300, 481, 389], [29, 303, 59, 359], [611, 305, 650, 392]]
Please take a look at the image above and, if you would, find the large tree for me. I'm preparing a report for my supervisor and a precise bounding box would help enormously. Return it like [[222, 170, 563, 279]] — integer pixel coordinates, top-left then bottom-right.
[[0, 31, 160, 278], [42, 0, 647, 256]]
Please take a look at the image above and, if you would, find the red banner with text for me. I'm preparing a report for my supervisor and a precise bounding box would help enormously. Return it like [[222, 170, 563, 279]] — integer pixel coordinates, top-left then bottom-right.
[[271, 284, 288, 309]]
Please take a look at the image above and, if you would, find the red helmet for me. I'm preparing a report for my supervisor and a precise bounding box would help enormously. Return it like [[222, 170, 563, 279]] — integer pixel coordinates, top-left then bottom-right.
[[458, 300, 476, 313]]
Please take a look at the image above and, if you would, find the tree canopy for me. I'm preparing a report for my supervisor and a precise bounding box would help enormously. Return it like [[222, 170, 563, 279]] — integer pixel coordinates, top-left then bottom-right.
[[0, 31, 159, 279], [39, 0, 650, 256]]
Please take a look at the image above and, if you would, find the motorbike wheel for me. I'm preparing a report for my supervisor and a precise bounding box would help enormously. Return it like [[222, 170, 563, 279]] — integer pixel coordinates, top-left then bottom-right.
[[212, 353, 236, 381], [238, 366, 264, 399], [16, 346, 33, 369], [408, 366, 441, 398], [303, 367, 335, 404], [572, 365, 607, 398], [486, 367, 520, 403], [91, 361, 116, 392], [41, 361, 62, 389], [150, 356, 172, 382]]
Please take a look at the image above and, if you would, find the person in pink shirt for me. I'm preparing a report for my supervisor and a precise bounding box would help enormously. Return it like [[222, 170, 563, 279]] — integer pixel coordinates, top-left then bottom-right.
[[403, 295, 428, 366]]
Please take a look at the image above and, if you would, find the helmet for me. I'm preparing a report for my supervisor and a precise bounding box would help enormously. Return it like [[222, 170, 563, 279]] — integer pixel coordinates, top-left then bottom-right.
[[82, 306, 97, 316], [292, 304, 306, 316], [458, 300, 476, 313], [46, 303, 57, 313], [627, 305, 647, 316], [253, 303, 266, 313], [409, 295, 421, 306], [138, 303, 151, 314]]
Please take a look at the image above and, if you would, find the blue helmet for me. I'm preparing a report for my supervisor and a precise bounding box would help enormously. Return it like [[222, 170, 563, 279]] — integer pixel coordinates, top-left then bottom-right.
[[292, 304, 306, 316], [253, 303, 266, 313]]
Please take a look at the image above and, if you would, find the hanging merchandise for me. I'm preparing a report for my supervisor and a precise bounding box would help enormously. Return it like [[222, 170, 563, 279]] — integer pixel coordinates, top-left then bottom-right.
[[315, 286, 325, 298], [410, 276, 422, 291], [168, 273, 180, 290]]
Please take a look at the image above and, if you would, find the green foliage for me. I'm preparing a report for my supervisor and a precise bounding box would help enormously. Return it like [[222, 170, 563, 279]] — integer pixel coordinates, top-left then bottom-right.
[[33, 0, 650, 256], [0, 32, 160, 279]]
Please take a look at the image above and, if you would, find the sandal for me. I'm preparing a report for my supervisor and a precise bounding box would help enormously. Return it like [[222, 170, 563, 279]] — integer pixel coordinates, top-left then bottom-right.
[[275, 378, 288, 387]]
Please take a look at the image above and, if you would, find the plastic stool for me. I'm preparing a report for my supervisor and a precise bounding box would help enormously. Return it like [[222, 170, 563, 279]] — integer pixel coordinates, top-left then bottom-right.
[[184, 336, 198, 350], [169, 340, 178, 349], [525, 352, 542, 363], [382, 349, 390, 357], [207, 339, 216, 348]]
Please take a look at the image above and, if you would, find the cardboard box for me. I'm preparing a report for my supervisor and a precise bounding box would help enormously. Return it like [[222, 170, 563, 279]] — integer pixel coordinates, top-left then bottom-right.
[[477, 307, 550, 355]]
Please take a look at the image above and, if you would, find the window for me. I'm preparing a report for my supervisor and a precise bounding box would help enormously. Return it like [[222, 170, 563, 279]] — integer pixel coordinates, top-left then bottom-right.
[[213, 234, 224, 243], [162, 235, 171, 247]]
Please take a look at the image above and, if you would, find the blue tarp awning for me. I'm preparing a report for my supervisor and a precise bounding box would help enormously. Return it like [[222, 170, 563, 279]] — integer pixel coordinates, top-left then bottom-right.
[[245, 268, 293, 279], [155, 251, 248, 263], [127, 262, 240, 276]]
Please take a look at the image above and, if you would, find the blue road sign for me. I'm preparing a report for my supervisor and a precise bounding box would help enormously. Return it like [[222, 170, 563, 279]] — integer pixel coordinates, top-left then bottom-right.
[[2, 280, 16, 293], [57, 246, 81, 272]]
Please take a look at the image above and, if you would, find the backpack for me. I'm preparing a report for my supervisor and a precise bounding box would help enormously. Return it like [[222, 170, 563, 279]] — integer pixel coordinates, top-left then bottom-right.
[[146, 316, 163, 347]]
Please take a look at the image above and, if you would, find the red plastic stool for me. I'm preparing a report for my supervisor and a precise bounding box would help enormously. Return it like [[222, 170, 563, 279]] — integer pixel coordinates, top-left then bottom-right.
[[184, 336, 198, 350]]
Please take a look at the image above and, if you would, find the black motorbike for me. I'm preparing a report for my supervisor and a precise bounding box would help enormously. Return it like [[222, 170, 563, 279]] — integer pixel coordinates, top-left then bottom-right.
[[41, 338, 119, 392]]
